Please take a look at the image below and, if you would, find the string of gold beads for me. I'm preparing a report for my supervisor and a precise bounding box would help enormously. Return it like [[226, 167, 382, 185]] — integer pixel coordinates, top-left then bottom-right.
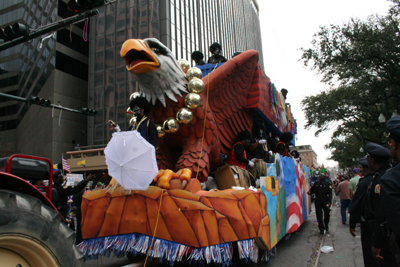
[[127, 59, 205, 138]]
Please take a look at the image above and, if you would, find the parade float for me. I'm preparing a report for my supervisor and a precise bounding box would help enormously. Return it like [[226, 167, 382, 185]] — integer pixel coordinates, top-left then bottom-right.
[[78, 38, 310, 266]]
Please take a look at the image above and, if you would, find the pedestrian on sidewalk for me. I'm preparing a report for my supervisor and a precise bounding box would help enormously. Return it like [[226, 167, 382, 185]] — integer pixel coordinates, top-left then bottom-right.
[[308, 172, 332, 234], [336, 175, 351, 224], [349, 168, 361, 199]]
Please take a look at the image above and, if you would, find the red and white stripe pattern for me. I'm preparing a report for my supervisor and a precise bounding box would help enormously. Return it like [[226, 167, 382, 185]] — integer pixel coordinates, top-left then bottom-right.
[[286, 163, 305, 233], [62, 156, 71, 173]]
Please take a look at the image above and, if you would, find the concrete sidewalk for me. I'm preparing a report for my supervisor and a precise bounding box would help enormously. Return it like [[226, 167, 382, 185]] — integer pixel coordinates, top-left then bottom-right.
[[318, 195, 364, 266], [266, 195, 364, 266]]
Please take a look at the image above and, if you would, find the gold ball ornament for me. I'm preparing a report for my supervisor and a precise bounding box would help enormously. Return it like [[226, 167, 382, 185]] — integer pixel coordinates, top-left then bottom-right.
[[126, 107, 134, 119], [176, 108, 193, 124], [188, 78, 204, 94], [185, 93, 202, 109], [163, 118, 180, 133], [156, 125, 165, 138], [129, 117, 136, 126], [178, 59, 190, 73], [186, 67, 203, 81], [129, 92, 140, 101]]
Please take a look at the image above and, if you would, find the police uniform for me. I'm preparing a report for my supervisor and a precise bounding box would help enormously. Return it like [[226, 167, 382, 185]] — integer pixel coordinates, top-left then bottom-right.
[[350, 171, 379, 267], [350, 144, 392, 267], [309, 178, 332, 233], [374, 115, 400, 265], [351, 142, 396, 266]]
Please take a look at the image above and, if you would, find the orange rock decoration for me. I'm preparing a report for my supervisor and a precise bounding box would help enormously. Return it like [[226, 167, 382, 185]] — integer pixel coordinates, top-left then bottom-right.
[[80, 187, 271, 260]]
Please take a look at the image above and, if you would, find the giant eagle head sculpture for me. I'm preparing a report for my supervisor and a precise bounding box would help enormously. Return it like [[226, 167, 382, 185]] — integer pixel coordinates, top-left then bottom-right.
[[120, 38, 188, 106]]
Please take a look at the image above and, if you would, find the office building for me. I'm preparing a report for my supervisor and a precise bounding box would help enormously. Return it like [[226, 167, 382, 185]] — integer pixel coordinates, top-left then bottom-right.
[[0, 0, 263, 164], [0, 0, 91, 161], [292, 145, 318, 169], [88, 0, 263, 146]]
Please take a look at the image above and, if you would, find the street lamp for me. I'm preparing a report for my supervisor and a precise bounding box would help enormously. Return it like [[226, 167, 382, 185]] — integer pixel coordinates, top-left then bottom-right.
[[378, 113, 386, 124], [378, 113, 388, 146]]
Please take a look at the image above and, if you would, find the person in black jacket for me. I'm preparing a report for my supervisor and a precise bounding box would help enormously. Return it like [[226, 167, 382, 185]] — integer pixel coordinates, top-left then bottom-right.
[[372, 116, 400, 265], [53, 172, 95, 220], [110, 96, 159, 149], [349, 145, 391, 267], [308, 172, 332, 234], [191, 51, 206, 66]]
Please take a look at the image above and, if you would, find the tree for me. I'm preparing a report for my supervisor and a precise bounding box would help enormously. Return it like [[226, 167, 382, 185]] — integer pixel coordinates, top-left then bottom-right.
[[300, 3, 400, 168]]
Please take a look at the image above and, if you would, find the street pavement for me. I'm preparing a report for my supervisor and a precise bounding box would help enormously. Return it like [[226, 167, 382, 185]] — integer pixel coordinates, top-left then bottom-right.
[[82, 195, 364, 267], [267, 195, 364, 267]]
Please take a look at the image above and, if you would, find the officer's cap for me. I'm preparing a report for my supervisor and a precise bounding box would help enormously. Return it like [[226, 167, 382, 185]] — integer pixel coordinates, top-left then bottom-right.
[[359, 156, 368, 167], [365, 142, 391, 161], [387, 115, 400, 142]]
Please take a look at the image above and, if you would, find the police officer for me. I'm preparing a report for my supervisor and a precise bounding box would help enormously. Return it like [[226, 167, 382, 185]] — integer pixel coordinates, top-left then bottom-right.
[[351, 142, 395, 265], [349, 144, 391, 267], [308, 171, 332, 234], [373, 115, 400, 265]]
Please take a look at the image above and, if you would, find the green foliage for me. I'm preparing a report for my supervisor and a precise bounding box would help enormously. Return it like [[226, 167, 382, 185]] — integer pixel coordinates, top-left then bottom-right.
[[300, 2, 400, 168]]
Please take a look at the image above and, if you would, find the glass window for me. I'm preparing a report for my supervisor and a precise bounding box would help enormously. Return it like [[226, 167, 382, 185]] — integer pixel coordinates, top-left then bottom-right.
[[117, 0, 126, 9], [106, 68, 115, 85], [116, 83, 126, 106], [106, 2, 115, 13], [105, 33, 115, 49], [116, 29, 126, 46], [127, 0, 136, 7], [94, 108, 104, 125], [105, 13, 115, 34], [126, 27, 138, 39], [150, 1, 159, 22], [94, 124, 103, 141], [94, 71, 103, 87], [139, 23, 148, 39], [150, 21, 160, 37], [129, 6, 138, 27], [116, 66, 126, 83], [139, 3, 148, 25], [104, 48, 114, 70], [96, 16, 105, 36], [94, 86, 103, 109], [95, 51, 104, 72], [96, 36, 104, 52], [170, 2, 175, 23], [117, 105, 128, 126], [116, 10, 126, 31], [104, 85, 115, 107]]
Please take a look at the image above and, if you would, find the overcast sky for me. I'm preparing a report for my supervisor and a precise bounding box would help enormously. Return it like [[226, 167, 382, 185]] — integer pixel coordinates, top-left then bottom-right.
[[258, 0, 392, 167]]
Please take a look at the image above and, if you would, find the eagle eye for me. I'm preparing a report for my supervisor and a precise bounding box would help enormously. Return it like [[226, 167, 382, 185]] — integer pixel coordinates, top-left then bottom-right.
[[152, 47, 161, 54]]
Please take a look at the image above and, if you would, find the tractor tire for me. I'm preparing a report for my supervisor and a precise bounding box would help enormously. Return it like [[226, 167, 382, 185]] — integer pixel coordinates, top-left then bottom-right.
[[0, 190, 84, 267]]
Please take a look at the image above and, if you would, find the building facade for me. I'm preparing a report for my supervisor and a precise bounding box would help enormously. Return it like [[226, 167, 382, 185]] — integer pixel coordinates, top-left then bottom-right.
[[292, 145, 318, 169], [88, 0, 263, 146], [0, 0, 91, 161], [0, 0, 263, 163]]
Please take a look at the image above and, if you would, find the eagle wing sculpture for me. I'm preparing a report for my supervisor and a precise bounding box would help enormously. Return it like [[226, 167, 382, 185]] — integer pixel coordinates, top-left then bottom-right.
[[121, 38, 268, 182]]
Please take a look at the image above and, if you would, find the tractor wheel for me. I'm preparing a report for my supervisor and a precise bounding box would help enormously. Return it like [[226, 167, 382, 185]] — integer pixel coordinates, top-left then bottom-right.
[[0, 190, 84, 267]]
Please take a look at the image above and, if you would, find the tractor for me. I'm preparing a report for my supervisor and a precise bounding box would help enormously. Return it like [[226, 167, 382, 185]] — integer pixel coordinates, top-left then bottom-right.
[[0, 154, 83, 267]]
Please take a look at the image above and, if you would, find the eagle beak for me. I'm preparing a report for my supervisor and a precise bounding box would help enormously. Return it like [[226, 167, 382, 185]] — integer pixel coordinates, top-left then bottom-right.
[[120, 39, 160, 75]]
